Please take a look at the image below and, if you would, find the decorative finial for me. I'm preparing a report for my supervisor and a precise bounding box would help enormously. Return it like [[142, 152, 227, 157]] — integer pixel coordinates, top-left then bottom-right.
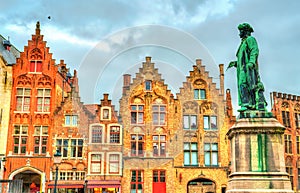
[[36, 21, 40, 29]]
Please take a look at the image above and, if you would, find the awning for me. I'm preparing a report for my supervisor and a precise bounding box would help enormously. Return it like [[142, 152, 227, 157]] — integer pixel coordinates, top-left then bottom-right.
[[87, 180, 121, 188], [48, 181, 84, 189]]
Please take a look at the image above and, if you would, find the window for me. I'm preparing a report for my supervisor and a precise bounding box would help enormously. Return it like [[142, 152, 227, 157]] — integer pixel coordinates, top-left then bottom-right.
[[110, 125, 120, 143], [298, 166, 300, 189], [16, 88, 31, 111], [131, 170, 143, 193], [153, 170, 166, 193], [153, 170, 165, 182], [282, 111, 290, 127], [91, 125, 103, 143], [131, 105, 144, 124], [131, 134, 144, 156], [56, 139, 83, 159], [286, 165, 293, 188], [284, 135, 292, 154], [204, 143, 218, 166], [153, 135, 166, 157], [152, 105, 166, 126], [145, 80, 152, 91], [102, 108, 110, 120], [30, 60, 42, 73], [109, 154, 120, 174], [56, 171, 85, 180], [295, 113, 300, 128], [71, 139, 83, 158], [184, 142, 198, 166], [65, 115, 78, 126], [183, 115, 197, 130], [13, 125, 28, 154], [91, 154, 102, 174], [33, 126, 48, 155], [194, 89, 206, 100], [75, 172, 85, 180], [37, 88, 50, 112], [204, 116, 217, 130], [297, 136, 300, 155]]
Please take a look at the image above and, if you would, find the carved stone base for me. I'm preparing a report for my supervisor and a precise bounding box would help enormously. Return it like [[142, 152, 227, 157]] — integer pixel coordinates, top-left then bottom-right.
[[226, 115, 293, 193]]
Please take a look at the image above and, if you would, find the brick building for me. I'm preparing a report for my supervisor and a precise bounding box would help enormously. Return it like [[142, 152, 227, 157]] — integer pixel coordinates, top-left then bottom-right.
[[50, 74, 95, 193], [3, 22, 73, 192], [271, 92, 300, 192], [85, 93, 123, 193], [0, 35, 19, 179], [119, 57, 232, 193]]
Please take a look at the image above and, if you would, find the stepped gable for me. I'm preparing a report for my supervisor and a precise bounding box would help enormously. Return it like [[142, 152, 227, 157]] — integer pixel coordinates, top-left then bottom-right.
[[122, 56, 173, 99], [177, 59, 224, 100]]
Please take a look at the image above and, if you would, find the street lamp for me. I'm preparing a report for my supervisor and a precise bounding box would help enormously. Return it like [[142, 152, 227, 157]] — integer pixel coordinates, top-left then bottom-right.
[[53, 149, 62, 193], [2, 157, 6, 172]]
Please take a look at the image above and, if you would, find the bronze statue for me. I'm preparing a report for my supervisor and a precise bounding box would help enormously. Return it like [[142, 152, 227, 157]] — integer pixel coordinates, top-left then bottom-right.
[[227, 23, 267, 112]]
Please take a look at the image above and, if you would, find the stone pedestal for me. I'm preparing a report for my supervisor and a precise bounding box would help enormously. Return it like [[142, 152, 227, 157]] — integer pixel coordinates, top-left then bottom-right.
[[226, 111, 293, 193]]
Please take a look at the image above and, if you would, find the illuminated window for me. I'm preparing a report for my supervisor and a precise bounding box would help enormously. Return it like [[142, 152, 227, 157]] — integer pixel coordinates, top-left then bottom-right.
[[16, 88, 31, 111]]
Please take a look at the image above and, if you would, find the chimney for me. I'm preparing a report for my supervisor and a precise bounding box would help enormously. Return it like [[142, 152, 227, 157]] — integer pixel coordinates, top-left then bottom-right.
[[196, 59, 202, 69], [219, 64, 224, 95], [145, 56, 151, 63], [123, 74, 131, 95]]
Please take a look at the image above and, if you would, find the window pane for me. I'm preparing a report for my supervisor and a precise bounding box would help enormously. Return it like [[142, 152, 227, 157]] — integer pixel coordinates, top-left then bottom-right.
[[205, 152, 210, 165], [191, 115, 197, 129], [194, 89, 199, 99], [212, 152, 218, 165], [184, 152, 190, 165], [211, 116, 217, 129], [204, 116, 209, 129], [212, 143, 218, 151], [183, 143, 189, 150], [191, 143, 197, 150], [183, 116, 189, 129], [191, 152, 198, 165], [200, 89, 206, 99]]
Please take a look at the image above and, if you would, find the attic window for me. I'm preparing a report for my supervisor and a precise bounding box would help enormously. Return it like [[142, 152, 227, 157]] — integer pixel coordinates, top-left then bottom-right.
[[145, 80, 152, 91], [30, 60, 42, 73]]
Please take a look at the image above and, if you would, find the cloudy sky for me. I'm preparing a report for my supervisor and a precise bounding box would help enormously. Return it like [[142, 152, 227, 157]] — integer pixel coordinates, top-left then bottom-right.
[[1, 0, 299, 112]]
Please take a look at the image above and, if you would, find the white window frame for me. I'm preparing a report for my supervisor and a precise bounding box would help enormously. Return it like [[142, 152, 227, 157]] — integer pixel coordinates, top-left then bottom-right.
[[36, 88, 51, 112], [106, 152, 122, 175], [107, 124, 122, 144], [101, 107, 111, 120], [88, 152, 105, 175], [16, 88, 31, 112], [89, 123, 105, 144]]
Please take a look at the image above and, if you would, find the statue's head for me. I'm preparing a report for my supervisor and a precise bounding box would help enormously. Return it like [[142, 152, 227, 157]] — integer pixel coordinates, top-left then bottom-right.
[[238, 23, 254, 38]]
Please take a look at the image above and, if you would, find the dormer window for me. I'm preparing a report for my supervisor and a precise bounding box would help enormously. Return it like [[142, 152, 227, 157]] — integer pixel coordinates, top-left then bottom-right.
[[65, 115, 78, 126]]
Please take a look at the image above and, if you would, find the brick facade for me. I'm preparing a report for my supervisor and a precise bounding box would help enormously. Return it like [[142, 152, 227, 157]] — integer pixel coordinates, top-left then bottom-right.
[[271, 92, 300, 192], [1, 22, 234, 193]]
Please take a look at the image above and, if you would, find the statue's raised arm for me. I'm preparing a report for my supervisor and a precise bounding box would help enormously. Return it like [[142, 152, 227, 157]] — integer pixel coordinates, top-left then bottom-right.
[[228, 23, 267, 112]]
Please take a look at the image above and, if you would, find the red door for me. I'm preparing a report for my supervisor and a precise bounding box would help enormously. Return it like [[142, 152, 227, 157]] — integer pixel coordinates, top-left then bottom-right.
[[152, 170, 166, 193]]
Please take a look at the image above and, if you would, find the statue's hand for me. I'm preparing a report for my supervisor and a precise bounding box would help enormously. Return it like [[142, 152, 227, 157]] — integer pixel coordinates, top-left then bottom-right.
[[226, 61, 237, 71]]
